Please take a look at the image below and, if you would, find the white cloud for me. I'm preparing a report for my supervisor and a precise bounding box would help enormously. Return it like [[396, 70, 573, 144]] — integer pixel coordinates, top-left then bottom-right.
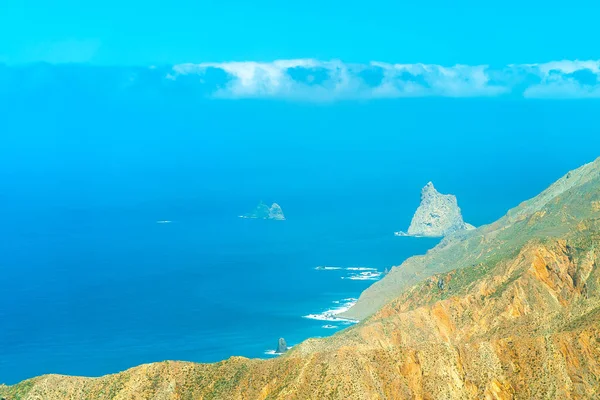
[[165, 59, 598, 100], [178, 59, 360, 100], [370, 63, 508, 97], [168, 60, 507, 100], [532, 60, 600, 75], [4, 58, 600, 100], [516, 60, 600, 99]]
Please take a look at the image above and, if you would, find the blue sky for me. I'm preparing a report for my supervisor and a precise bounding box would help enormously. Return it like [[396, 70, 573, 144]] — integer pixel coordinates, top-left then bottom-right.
[[1, 0, 599, 65]]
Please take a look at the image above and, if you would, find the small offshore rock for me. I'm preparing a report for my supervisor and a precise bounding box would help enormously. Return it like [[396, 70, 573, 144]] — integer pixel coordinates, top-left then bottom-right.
[[240, 201, 285, 220], [268, 203, 285, 220], [437, 277, 445, 290], [276, 338, 288, 353]]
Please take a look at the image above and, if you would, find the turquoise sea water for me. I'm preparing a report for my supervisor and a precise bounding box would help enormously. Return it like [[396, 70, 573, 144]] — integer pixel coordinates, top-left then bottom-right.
[[1, 90, 599, 384]]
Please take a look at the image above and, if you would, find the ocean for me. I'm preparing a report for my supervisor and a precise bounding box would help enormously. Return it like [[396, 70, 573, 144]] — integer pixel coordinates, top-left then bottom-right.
[[1, 94, 599, 384], [0, 191, 440, 383]]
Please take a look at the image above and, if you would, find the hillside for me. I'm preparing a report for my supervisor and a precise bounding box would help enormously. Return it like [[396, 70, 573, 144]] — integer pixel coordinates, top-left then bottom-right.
[[2, 158, 600, 399]]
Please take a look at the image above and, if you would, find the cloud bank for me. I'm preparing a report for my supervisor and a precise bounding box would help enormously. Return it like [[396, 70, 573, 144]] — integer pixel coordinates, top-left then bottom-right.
[[167, 59, 600, 100], [2, 59, 599, 101]]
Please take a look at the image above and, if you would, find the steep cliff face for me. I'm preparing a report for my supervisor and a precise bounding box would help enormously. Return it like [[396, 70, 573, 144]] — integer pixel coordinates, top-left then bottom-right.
[[399, 182, 474, 237], [3, 158, 600, 400]]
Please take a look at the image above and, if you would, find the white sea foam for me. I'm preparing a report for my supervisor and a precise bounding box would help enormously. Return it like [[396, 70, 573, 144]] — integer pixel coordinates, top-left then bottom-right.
[[304, 313, 354, 322], [315, 266, 343, 271], [342, 271, 382, 281], [315, 266, 379, 278], [303, 298, 359, 324], [265, 345, 294, 356]]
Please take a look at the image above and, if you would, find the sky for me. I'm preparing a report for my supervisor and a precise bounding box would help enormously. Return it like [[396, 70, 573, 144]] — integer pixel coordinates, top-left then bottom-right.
[[1, 0, 600, 66]]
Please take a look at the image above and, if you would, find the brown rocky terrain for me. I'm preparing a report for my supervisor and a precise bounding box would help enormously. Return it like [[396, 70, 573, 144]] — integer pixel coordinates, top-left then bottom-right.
[[2, 158, 600, 399]]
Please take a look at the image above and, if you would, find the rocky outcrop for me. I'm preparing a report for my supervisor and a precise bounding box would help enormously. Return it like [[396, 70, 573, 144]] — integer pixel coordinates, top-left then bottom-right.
[[240, 201, 285, 220], [3, 158, 600, 400], [395, 182, 474, 237], [268, 203, 285, 220], [276, 338, 288, 353]]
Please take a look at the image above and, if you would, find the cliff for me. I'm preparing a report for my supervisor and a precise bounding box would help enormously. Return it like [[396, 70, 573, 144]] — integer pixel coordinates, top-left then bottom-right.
[[3, 158, 600, 400]]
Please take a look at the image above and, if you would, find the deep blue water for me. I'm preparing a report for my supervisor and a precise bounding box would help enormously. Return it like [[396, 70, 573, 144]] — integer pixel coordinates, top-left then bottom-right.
[[0, 196, 438, 384], [1, 93, 599, 384]]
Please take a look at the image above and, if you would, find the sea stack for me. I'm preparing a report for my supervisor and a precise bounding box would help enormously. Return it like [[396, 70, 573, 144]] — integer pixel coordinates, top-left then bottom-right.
[[268, 203, 285, 220], [276, 338, 288, 353], [240, 201, 285, 220], [396, 182, 475, 237]]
